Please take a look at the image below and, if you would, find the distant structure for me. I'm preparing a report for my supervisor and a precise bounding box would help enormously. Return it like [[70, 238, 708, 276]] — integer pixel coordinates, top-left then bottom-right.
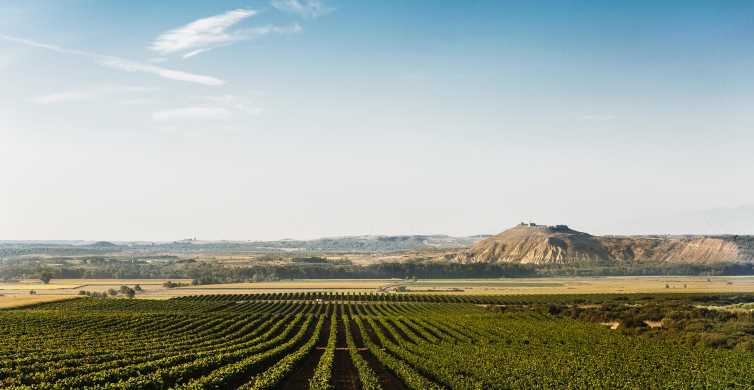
[[519, 222, 571, 231]]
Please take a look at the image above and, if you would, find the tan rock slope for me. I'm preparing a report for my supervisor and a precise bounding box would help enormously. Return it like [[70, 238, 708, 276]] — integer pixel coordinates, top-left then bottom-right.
[[457, 223, 754, 265]]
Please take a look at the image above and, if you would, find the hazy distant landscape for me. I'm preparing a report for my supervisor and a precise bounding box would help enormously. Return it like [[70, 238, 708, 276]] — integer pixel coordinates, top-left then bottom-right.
[[3, 224, 753, 288]]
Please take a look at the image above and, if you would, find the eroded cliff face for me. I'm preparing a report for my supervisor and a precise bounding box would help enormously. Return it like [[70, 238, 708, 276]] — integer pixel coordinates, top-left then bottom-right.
[[457, 224, 611, 265], [457, 224, 754, 265]]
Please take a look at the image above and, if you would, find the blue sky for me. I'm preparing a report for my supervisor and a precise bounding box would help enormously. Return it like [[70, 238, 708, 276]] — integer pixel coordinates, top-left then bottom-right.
[[2, 1, 754, 240]]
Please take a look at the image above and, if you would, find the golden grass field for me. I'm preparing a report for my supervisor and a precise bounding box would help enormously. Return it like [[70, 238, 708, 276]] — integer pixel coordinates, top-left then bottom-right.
[[0, 279, 193, 298], [187, 279, 394, 290], [2, 277, 754, 299], [0, 279, 192, 289], [403, 276, 754, 295], [0, 295, 75, 309]]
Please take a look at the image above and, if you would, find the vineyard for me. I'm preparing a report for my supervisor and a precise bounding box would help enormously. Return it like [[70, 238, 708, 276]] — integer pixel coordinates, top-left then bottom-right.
[[0, 294, 753, 389]]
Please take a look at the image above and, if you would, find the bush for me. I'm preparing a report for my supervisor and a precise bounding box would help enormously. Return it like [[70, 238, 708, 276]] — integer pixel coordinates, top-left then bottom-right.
[[701, 334, 730, 348], [163, 281, 189, 288], [547, 304, 563, 316], [620, 314, 648, 329], [735, 339, 754, 352]]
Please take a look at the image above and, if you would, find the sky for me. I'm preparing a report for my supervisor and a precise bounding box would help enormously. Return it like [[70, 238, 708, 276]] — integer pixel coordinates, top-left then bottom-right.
[[1, 0, 754, 240]]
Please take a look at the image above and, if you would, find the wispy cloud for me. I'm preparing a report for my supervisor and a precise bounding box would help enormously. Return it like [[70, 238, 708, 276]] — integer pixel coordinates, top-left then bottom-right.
[[153, 95, 261, 122], [580, 114, 616, 121], [0, 34, 225, 86], [32, 85, 156, 105], [183, 48, 214, 59], [150, 9, 301, 59], [119, 98, 158, 106], [242, 24, 303, 39], [150, 9, 255, 56], [205, 95, 263, 115], [271, 0, 333, 19], [153, 107, 232, 122], [33, 90, 93, 105], [96, 56, 224, 85]]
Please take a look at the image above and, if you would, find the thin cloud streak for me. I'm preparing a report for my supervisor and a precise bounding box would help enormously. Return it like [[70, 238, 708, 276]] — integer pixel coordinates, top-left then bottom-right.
[[0, 34, 225, 86], [238, 24, 303, 39], [152, 106, 232, 121], [150, 9, 256, 56], [205, 95, 263, 115], [580, 114, 616, 121], [153, 95, 262, 122], [183, 48, 214, 59], [97, 56, 225, 86], [32, 85, 156, 105], [150, 9, 301, 59], [271, 0, 333, 19]]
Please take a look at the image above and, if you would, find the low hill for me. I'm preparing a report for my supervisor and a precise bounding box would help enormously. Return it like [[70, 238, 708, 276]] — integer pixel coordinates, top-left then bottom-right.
[[0, 235, 486, 257], [456, 224, 754, 265]]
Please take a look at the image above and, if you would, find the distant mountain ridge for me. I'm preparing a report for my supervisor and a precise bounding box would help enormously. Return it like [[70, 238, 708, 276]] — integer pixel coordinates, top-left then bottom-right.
[[456, 224, 754, 265], [0, 234, 487, 256]]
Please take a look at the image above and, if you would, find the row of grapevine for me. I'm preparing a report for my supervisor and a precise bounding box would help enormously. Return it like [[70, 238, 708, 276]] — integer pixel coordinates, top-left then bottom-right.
[[308, 310, 337, 390], [0, 297, 752, 389]]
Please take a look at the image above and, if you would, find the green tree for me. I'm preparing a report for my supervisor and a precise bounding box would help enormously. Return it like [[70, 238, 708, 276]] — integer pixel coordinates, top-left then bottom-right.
[[40, 270, 53, 285]]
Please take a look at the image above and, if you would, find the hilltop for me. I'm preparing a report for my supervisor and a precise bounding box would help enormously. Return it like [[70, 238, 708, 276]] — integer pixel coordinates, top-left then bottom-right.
[[456, 223, 754, 265]]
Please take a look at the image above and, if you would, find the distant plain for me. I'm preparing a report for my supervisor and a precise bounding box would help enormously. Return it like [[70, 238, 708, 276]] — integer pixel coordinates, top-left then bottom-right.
[[3, 276, 754, 301]]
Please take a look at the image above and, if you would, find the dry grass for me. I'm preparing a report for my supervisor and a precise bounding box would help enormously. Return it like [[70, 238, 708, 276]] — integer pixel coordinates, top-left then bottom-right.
[[404, 276, 754, 295], [0, 295, 74, 309], [0, 279, 194, 297], [0, 279, 193, 290], [3, 277, 753, 300], [0, 283, 84, 290], [18, 279, 191, 286], [187, 279, 393, 290]]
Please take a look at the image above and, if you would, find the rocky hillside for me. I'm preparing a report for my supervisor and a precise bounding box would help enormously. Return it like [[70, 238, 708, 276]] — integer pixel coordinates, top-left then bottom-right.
[[456, 224, 754, 265]]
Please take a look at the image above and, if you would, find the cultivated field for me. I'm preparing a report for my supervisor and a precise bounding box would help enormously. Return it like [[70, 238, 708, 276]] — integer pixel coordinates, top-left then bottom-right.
[[0, 295, 73, 309], [400, 276, 754, 295], [0, 279, 193, 298], [2, 277, 754, 300], [1, 294, 752, 389], [187, 279, 394, 290]]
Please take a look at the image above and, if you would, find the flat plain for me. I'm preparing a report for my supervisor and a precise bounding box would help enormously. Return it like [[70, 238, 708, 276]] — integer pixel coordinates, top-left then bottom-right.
[[2, 277, 754, 299], [401, 276, 754, 295], [0, 295, 73, 309]]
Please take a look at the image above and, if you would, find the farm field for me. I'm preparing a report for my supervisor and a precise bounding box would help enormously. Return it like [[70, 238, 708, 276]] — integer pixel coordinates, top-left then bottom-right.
[[400, 276, 754, 294], [0, 293, 752, 389], [187, 279, 393, 290], [0, 295, 73, 309], [0, 279, 193, 298], [2, 276, 754, 300]]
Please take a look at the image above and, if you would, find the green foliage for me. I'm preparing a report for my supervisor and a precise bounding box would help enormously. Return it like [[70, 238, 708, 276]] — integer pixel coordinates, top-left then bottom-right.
[[39, 270, 53, 284], [0, 295, 751, 389], [163, 280, 189, 288], [343, 314, 382, 390], [309, 311, 337, 390]]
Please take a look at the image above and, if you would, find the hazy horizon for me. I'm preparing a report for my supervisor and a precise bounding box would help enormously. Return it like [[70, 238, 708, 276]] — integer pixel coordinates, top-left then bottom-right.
[[3, 1, 754, 241]]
